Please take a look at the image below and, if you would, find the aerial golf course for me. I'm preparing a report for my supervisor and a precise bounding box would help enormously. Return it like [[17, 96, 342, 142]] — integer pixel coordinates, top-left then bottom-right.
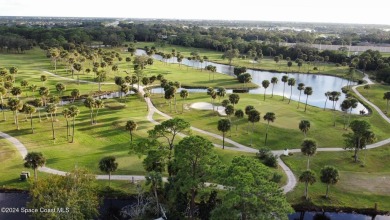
[[1, 43, 390, 211]]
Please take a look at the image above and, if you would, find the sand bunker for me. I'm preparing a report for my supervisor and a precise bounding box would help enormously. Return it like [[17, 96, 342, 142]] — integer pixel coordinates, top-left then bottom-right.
[[190, 102, 226, 116]]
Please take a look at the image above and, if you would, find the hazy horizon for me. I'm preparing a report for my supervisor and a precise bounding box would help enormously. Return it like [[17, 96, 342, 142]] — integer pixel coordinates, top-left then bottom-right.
[[1, 0, 389, 26]]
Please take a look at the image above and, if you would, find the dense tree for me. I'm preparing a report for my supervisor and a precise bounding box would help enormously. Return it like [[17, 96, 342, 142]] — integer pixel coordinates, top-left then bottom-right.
[[222, 48, 239, 65], [301, 138, 317, 169], [218, 118, 231, 149], [237, 73, 252, 86], [24, 152, 46, 182], [299, 170, 316, 200], [28, 168, 100, 220], [320, 166, 340, 198], [263, 112, 275, 146], [211, 156, 293, 220], [99, 156, 118, 187]]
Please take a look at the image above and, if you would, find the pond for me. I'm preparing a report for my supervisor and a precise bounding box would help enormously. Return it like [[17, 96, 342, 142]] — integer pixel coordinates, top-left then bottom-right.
[[136, 49, 368, 114]]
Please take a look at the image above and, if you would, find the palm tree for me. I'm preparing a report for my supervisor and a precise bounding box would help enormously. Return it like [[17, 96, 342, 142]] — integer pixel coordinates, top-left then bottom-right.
[[0, 86, 6, 120], [340, 99, 352, 129], [299, 170, 316, 200], [297, 83, 305, 109], [245, 105, 255, 133], [263, 112, 275, 146], [62, 108, 71, 141], [24, 152, 46, 182], [225, 104, 235, 120], [320, 166, 339, 198], [281, 75, 289, 100], [384, 92, 390, 113], [271, 77, 278, 98], [346, 98, 358, 128], [38, 86, 50, 106], [329, 91, 341, 111], [301, 138, 317, 169], [24, 104, 36, 133], [29, 84, 37, 97], [84, 97, 96, 125], [94, 99, 104, 124], [299, 120, 311, 137], [55, 83, 66, 97], [304, 87, 313, 112], [20, 80, 29, 97], [287, 78, 296, 104], [45, 103, 57, 140], [216, 87, 226, 102], [33, 98, 43, 122], [98, 156, 118, 187], [125, 120, 138, 145], [69, 105, 80, 143], [262, 80, 270, 101], [234, 109, 244, 131], [11, 86, 22, 99], [70, 89, 80, 103], [248, 109, 260, 146], [228, 93, 240, 106], [180, 89, 189, 113], [164, 86, 176, 113], [363, 84, 371, 95], [323, 91, 331, 110], [7, 98, 23, 130], [95, 70, 107, 92], [218, 119, 231, 149], [40, 75, 47, 86]]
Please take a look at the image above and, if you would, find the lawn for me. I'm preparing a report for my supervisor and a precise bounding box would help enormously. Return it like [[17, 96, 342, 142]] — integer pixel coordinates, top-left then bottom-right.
[[282, 144, 390, 211], [356, 84, 390, 116], [149, 92, 390, 150]]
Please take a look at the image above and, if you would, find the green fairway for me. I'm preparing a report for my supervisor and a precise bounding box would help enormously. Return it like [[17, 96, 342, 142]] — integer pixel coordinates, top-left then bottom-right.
[[282, 144, 390, 211], [149, 92, 390, 150], [356, 84, 390, 116]]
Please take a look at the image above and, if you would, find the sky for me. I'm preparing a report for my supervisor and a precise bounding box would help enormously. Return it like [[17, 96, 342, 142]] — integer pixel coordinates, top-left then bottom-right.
[[0, 0, 389, 25]]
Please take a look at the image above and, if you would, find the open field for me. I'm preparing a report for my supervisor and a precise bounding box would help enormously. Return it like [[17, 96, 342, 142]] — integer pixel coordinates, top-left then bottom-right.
[[356, 84, 390, 116], [283, 144, 390, 211], [149, 92, 390, 150]]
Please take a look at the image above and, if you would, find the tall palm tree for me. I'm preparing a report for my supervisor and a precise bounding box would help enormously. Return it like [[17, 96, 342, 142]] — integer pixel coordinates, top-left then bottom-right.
[[384, 92, 390, 113], [320, 166, 339, 198], [55, 83, 66, 97], [69, 105, 80, 143], [24, 152, 46, 182], [98, 156, 118, 187], [271, 77, 278, 97], [281, 75, 289, 100], [180, 89, 189, 113], [287, 78, 296, 104], [20, 80, 29, 97], [11, 86, 22, 99], [24, 104, 36, 133], [70, 89, 80, 103], [33, 98, 43, 122], [217, 87, 226, 102], [262, 80, 270, 101], [323, 91, 331, 110], [297, 83, 305, 109], [125, 120, 138, 145], [329, 91, 341, 111], [94, 99, 104, 124], [263, 112, 275, 146], [346, 98, 358, 128], [304, 87, 313, 112], [299, 120, 311, 137], [248, 109, 260, 146], [245, 105, 255, 133], [7, 98, 23, 130], [62, 108, 71, 141], [340, 99, 352, 129], [0, 86, 6, 120], [84, 97, 96, 125], [45, 103, 57, 140], [95, 70, 107, 92], [40, 75, 47, 86], [38, 86, 49, 106], [301, 138, 317, 169], [299, 170, 316, 200], [228, 93, 240, 106], [218, 119, 231, 149], [234, 109, 244, 131]]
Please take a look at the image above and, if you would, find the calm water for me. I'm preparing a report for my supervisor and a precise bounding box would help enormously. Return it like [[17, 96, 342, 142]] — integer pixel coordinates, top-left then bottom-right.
[[1, 193, 388, 220], [136, 49, 368, 114]]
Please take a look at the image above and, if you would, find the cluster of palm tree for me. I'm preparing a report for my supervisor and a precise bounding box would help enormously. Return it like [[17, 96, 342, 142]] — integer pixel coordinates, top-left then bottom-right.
[[299, 139, 340, 200]]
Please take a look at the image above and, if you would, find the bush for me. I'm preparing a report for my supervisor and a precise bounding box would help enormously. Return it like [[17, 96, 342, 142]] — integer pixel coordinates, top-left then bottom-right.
[[264, 154, 278, 168], [271, 172, 282, 183], [257, 147, 271, 159]]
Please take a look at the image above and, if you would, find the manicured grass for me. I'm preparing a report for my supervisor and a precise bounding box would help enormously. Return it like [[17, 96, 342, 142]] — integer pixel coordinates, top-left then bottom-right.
[[356, 84, 390, 116], [135, 42, 359, 80], [282, 144, 390, 211], [149, 92, 390, 150]]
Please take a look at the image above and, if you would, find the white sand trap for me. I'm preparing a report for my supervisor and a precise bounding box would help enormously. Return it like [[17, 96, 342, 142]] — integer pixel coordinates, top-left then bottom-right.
[[190, 102, 226, 116]]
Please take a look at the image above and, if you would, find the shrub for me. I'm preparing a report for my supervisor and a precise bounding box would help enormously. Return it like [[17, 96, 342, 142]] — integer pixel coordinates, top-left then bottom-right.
[[271, 172, 282, 183]]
